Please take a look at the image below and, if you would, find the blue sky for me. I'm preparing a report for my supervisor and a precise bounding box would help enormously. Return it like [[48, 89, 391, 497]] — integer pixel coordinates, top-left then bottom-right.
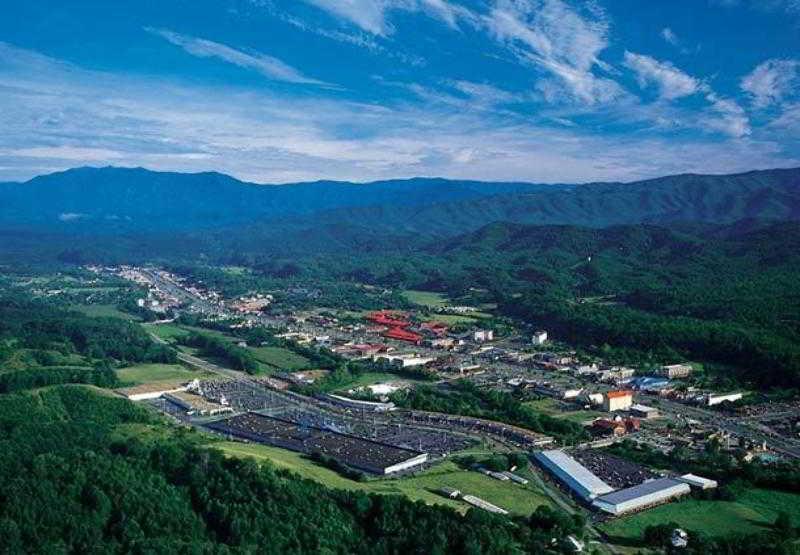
[[0, 0, 798, 183]]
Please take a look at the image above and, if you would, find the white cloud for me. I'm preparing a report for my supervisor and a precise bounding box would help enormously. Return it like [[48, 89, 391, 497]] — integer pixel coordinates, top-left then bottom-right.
[[703, 92, 751, 137], [301, 0, 472, 36], [661, 27, 679, 46], [741, 59, 800, 108], [0, 42, 789, 185], [623, 51, 701, 100], [146, 28, 329, 85], [484, 0, 622, 105]]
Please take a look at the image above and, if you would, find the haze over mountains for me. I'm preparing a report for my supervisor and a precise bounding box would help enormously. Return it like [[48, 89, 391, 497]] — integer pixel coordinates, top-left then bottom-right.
[[1, 166, 799, 237]]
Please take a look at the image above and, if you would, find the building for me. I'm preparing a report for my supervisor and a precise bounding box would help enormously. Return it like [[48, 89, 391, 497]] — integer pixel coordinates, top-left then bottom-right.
[[439, 487, 461, 499], [382, 327, 423, 344], [706, 392, 743, 406], [532, 330, 548, 345], [592, 478, 691, 515], [677, 473, 718, 490], [631, 404, 660, 419], [326, 394, 396, 412], [462, 495, 508, 515], [376, 353, 435, 368], [604, 390, 633, 412], [473, 329, 494, 342], [534, 450, 614, 500], [600, 367, 636, 382], [656, 363, 693, 379]]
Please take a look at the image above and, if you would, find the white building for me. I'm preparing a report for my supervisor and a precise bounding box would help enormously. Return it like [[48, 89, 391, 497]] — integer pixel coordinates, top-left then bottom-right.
[[592, 478, 691, 515], [603, 390, 633, 412], [376, 353, 435, 368], [677, 474, 718, 490], [532, 330, 548, 345], [534, 450, 614, 500], [706, 392, 743, 406], [473, 329, 494, 342]]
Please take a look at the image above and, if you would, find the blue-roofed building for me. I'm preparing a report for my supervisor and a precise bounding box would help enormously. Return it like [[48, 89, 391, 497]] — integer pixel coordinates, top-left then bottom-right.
[[534, 450, 614, 500]]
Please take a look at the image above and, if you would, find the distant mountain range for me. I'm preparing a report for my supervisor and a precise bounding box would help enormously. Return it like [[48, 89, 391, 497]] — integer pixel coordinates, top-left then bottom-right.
[[0, 166, 798, 238]]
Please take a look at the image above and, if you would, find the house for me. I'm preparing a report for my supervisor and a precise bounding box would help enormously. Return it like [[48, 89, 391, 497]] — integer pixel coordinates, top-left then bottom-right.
[[532, 330, 548, 345], [603, 390, 633, 412]]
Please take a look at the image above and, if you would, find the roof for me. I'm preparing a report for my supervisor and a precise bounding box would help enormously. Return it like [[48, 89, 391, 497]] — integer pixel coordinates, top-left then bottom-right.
[[594, 478, 688, 505], [535, 450, 614, 498], [606, 390, 633, 399], [631, 404, 657, 412]]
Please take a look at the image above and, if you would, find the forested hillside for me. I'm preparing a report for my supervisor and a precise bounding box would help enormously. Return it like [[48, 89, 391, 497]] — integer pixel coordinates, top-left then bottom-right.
[[0, 166, 797, 236], [0, 386, 585, 553]]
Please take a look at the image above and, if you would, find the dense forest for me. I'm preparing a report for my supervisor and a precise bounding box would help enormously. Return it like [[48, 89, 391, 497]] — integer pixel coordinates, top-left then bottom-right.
[[0, 385, 587, 553]]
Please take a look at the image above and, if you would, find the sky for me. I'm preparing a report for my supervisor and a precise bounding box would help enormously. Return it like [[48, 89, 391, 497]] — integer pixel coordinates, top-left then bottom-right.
[[0, 0, 799, 184]]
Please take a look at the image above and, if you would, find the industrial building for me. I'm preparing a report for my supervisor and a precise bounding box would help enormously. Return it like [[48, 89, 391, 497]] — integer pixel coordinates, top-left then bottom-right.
[[677, 474, 718, 490], [592, 478, 691, 515], [534, 450, 614, 500]]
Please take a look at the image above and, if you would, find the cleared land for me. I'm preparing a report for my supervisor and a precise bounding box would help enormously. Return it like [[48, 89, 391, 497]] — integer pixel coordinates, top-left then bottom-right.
[[115, 363, 210, 385], [600, 488, 800, 544], [72, 304, 138, 321], [524, 398, 604, 424], [214, 442, 551, 516], [251, 346, 310, 372], [402, 290, 449, 307]]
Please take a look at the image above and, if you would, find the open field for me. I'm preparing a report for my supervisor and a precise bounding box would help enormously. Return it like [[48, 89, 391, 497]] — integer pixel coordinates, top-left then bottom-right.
[[251, 346, 311, 372], [600, 488, 800, 545], [72, 303, 138, 320], [525, 398, 604, 424], [213, 441, 552, 516], [144, 323, 189, 342], [402, 290, 449, 307], [115, 363, 210, 385]]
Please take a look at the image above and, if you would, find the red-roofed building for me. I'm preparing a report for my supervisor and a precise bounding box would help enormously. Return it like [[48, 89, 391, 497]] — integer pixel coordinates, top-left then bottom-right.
[[383, 328, 423, 345]]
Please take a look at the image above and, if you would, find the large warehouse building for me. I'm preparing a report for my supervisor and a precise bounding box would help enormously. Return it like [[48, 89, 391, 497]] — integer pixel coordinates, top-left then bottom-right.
[[534, 450, 614, 500], [592, 478, 691, 515]]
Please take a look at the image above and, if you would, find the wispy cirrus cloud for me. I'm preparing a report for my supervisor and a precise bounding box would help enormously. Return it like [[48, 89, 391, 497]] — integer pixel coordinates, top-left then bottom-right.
[[301, 0, 472, 36], [623, 51, 701, 100], [146, 27, 331, 86], [484, 0, 622, 105], [741, 59, 800, 108]]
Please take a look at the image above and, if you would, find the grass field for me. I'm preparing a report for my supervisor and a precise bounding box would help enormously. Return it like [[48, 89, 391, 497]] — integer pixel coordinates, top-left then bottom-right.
[[213, 441, 552, 515], [600, 488, 800, 545], [402, 290, 449, 307], [251, 346, 311, 372], [72, 304, 138, 321], [524, 398, 604, 424], [115, 363, 210, 385]]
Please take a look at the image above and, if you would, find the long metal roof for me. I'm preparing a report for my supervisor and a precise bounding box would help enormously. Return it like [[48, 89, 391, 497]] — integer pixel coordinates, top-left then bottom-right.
[[535, 450, 614, 497], [594, 477, 687, 504]]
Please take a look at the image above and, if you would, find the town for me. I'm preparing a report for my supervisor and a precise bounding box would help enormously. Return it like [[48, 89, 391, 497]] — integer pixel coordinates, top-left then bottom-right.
[[87, 264, 800, 553]]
